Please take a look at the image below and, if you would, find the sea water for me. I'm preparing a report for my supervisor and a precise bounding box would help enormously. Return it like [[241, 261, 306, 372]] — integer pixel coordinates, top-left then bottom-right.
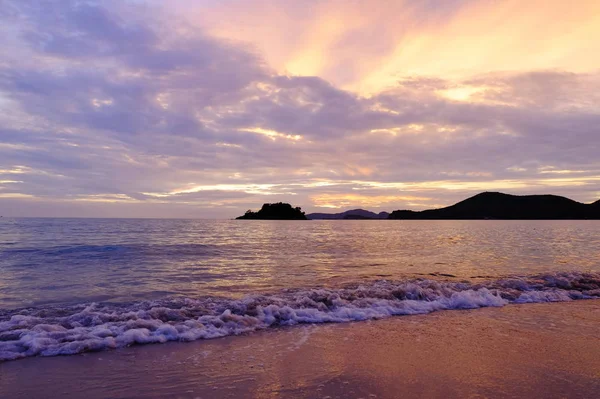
[[0, 218, 599, 361]]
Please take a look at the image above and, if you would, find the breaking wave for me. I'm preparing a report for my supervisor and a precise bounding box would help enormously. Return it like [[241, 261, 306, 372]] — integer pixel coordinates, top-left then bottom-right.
[[1, 271, 599, 361]]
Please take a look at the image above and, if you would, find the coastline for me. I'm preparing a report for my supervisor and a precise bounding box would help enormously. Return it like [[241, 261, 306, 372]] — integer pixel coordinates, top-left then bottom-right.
[[1, 300, 599, 398]]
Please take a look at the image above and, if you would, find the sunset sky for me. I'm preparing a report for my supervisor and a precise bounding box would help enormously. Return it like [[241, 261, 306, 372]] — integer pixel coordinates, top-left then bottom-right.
[[1, 0, 599, 218]]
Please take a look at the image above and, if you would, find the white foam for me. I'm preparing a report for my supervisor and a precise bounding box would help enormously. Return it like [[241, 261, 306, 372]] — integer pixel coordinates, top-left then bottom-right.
[[1, 272, 598, 361]]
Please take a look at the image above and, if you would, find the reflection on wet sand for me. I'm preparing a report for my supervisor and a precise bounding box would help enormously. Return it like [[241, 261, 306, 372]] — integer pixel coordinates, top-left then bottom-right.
[[1, 301, 599, 398]]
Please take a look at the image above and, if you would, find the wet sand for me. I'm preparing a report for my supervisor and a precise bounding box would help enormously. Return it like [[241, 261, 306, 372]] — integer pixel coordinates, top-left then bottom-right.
[[1, 301, 599, 398]]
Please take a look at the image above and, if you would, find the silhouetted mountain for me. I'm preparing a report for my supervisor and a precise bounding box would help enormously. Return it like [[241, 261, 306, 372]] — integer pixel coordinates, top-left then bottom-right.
[[236, 202, 307, 220], [389, 192, 600, 220], [307, 209, 389, 220]]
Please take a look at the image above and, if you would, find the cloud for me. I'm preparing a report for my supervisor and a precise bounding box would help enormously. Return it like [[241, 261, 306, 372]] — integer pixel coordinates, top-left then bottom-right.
[[192, 0, 600, 93], [0, 0, 599, 217]]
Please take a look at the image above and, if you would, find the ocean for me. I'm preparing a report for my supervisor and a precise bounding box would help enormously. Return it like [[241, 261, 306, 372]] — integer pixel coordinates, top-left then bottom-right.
[[1, 218, 599, 361]]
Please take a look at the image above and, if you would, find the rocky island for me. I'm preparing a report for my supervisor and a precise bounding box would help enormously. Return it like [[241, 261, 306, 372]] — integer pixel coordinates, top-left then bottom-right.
[[236, 202, 308, 220]]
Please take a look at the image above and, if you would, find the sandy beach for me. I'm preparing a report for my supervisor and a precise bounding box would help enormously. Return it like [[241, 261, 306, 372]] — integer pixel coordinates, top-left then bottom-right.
[[1, 300, 599, 398]]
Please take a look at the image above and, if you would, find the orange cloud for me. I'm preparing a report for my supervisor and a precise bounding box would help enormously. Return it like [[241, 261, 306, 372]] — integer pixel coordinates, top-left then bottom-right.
[[311, 193, 431, 209], [188, 0, 600, 94]]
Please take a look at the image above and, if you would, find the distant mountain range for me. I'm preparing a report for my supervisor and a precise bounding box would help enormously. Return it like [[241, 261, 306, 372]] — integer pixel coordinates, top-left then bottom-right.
[[388, 192, 600, 220], [307, 192, 600, 220], [239, 193, 600, 220], [307, 209, 389, 220]]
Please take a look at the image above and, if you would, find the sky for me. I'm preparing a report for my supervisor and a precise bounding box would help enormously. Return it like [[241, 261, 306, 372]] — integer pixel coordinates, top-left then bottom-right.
[[0, 0, 599, 218]]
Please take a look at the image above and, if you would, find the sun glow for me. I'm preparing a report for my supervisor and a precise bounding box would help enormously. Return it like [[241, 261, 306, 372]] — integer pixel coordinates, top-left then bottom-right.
[[241, 127, 302, 141], [194, 0, 600, 94], [438, 86, 486, 102], [311, 193, 432, 209]]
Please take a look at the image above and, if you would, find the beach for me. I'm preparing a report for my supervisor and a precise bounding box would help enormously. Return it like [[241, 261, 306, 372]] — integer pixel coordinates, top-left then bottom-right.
[[2, 300, 599, 399], [2, 0, 600, 396]]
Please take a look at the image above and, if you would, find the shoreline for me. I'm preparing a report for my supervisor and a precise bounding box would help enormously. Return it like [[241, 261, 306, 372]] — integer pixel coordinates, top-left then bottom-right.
[[1, 300, 599, 398]]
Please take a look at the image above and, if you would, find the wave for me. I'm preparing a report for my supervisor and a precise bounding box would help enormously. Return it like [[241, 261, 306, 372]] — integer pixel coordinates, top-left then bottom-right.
[[1, 271, 599, 361], [1, 243, 223, 260]]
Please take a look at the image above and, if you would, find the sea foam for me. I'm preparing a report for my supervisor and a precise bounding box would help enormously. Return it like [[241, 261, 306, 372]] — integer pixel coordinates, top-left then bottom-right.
[[1, 272, 599, 361]]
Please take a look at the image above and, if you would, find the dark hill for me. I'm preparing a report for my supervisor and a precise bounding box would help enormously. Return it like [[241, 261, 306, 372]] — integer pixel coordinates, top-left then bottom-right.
[[307, 209, 389, 220], [389, 192, 600, 220], [590, 199, 600, 218], [236, 202, 307, 220]]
